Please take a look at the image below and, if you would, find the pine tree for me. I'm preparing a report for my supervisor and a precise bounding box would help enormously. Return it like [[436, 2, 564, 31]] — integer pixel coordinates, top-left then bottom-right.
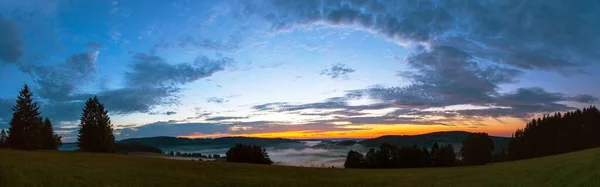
[[41, 118, 62, 150], [7, 85, 43, 149], [77, 96, 115, 153], [0, 129, 7, 147]]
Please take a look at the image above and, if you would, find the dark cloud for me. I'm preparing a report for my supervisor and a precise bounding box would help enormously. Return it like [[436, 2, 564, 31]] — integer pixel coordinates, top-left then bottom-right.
[[33, 52, 98, 101], [125, 53, 234, 87], [0, 19, 24, 63], [7, 52, 235, 124], [116, 121, 230, 139], [569, 95, 599, 104], [240, 0, 600, 72], [320, 63, 355, 79]]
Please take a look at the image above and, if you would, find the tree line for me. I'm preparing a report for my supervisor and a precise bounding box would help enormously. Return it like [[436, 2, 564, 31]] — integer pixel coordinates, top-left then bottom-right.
[[345, 132, 496, 168], [1, 85, 115, 153], [344, 142, 457, 168], [506, 106, 600, 161], [166, 151, 222, 159]]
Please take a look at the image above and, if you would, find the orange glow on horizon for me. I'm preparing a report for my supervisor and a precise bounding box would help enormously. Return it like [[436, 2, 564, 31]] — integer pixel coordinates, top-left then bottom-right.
[[178, 118, 526, 139]]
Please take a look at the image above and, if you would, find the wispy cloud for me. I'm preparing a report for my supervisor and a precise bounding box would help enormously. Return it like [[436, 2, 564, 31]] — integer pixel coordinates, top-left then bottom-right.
[[320, 63, 355, 79]]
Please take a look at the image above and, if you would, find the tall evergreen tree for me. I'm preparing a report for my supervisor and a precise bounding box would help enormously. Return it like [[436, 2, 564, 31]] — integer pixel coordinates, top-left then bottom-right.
[[7, 85, 43, 149], [77, 96, 115, 153], [0, 129, 7, 147], [41, 118, 62, 150]]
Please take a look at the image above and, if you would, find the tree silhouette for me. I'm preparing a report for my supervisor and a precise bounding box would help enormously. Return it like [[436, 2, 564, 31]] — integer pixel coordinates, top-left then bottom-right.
[[344, 142, 456, 169], [7, 85, 44, 149], [77, 96, 115, 153], [429, 142, 441, 166], [440, 144, 456, 167], [41, 118, 62, 150], [507, 106, 600, 161], [344, 150, 365, 168], [0, 129, 7, 147], [226, 144, 272, 164], [461, 132, 494, 165]]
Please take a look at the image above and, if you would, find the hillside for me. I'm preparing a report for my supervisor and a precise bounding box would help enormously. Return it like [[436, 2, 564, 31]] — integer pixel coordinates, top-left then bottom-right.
[[360, 131, 510, 152], [1, 148, 599, 187]]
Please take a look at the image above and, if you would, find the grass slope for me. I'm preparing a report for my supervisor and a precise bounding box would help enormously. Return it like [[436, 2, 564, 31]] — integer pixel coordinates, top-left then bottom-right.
[[1, 148, 600, 187]]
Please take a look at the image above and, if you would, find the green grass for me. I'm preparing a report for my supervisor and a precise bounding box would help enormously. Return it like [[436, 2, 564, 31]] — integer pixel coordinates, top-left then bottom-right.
[[1, 148, 600, 187]]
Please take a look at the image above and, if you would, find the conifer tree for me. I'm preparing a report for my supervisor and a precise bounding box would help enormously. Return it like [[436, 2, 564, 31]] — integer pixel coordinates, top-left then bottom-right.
[[7, 85, 43, 149], [41, 118, 62, 150], [0, 129, 7, 147], [77, 96, 115, 153]]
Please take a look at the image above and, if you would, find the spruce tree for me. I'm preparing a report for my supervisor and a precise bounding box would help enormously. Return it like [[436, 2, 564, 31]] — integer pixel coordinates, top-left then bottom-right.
[[41, 118, 62, 150], [77, 96, 115, 153], [7, 85, 43, 149], [0, 129, 7, 147]]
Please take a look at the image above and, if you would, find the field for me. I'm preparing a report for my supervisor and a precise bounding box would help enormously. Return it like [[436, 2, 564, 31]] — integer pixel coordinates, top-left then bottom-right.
[[1, 148, 600, 187]]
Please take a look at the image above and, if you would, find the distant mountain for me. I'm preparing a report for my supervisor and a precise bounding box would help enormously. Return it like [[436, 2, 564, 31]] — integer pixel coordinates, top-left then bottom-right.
[[359, 131, 510, 152], [118, 136, 301, 148]]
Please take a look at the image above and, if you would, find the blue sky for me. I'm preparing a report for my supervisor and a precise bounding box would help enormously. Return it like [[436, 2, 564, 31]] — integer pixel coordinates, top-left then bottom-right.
[[1, 0, 599, 141]]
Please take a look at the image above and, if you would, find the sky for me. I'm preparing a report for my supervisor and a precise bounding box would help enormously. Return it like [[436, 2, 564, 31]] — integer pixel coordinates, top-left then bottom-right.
[[1, 0, 599, 142]]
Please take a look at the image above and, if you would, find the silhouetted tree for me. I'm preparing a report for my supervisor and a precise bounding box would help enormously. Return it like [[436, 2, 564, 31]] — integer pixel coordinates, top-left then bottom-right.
[[77, 97, 115, 153], [344, 150, 365, 168], [364, 148, 377, 168], [429, 142, 441, 166], [0, 129, 7, 147], [41, 118, 62, 150], [226, 144, 273, 164], [461, 132, 494, 165], [439, 144, 456, 167], [7, 85, 44, 149]]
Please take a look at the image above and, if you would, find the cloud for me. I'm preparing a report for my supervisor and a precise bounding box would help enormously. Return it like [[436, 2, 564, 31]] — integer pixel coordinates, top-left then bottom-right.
[[207, 97, 228, 104], [568, 94, 599, 104], [92, 53, 234, 115], [0, 19, 24, 64], [239, 0, 600, 73], [320, 63, 355, 79], [6, 52, 235, 124], [0, 99, 13, 128], [233, 0, 600, 125], [115, 121, 230, 139], [206, 116, 248, 121], [33, 51, 98, 101], [178, 35, 241, 52], [149, 111, 177, 116], [125, 53, 234, 87]]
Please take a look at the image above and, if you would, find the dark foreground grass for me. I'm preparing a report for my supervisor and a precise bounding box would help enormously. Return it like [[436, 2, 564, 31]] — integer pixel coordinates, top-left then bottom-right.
[[1, 148, 600, 187]]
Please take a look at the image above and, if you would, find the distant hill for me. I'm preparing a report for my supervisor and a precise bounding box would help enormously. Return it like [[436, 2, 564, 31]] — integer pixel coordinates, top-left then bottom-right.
[[359, 131, 510, 152], [118, 136, 301, 148]]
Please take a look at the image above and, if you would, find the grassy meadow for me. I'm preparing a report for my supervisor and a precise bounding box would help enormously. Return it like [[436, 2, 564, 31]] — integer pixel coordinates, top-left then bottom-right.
[[1, 148, 600, 187]]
